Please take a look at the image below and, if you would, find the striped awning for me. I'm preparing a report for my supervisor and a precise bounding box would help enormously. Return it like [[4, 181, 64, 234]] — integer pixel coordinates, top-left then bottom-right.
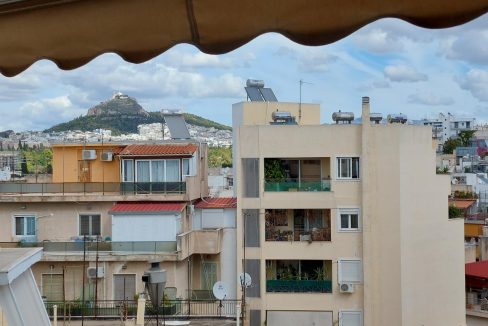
[[0, 0, 486, 76]]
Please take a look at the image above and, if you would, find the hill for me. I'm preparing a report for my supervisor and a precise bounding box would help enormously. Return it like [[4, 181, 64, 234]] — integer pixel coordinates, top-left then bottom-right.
[[44, 93, 231, 134]]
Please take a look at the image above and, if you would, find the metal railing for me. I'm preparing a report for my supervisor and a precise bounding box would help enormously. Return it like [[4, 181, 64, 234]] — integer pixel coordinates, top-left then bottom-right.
[[266, 280, 332, 293], [17, 241, 177, 253], [264, 178, 331, 192], [265, 227, 331, 241], [0, 181, 186, 195], [44, 299, 240, 318]]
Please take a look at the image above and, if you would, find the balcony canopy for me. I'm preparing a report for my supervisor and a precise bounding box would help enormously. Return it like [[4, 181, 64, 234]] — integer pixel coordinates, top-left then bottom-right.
[[0, 0, 487, 76]]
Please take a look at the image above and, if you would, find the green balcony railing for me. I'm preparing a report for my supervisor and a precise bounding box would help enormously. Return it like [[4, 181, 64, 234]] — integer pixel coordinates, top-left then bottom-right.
[[266, 279, 332, 293], [264, 179, 331, 192]]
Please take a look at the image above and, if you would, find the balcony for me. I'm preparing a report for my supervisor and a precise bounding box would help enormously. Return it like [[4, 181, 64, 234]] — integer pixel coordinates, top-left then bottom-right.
[[264, 158, 331, 192], [265, 209, 331, 242], [266, 259, 333, 293], [264, 178, 331, 192], [177, 229, 223, 260], [266, 280, 332, 293], [7, 241, 178, 259]]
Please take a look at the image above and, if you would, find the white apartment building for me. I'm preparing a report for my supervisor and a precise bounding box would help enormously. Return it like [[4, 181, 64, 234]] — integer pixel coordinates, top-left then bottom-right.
[[422, 113, 475, 149], [233, 97, 465, 326]]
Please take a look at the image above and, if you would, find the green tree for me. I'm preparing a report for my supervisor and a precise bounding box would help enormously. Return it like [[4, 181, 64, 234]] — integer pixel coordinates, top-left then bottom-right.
[[443, 138, 461, 154], [458, 130, 476, 147], [208, 147, 232, 167]]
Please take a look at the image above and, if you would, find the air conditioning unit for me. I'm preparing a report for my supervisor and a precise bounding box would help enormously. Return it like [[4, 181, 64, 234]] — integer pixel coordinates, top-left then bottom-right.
[[87, 267, 105, 279], [339, 282, 354, 293], [82, 149, 97, 160], [101, 151, 113, 162]]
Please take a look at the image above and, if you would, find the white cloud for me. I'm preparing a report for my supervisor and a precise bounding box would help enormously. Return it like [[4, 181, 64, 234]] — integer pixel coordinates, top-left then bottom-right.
[[0, 96, 84, 131], [458, 69, 488, 102], [353, 28, 404, 53], [384, 65, 428, 82], [441, 30, 488, 65], [356, 79, 391, 91], [407, 92, 455, 106], [274, 46, 337, 72]]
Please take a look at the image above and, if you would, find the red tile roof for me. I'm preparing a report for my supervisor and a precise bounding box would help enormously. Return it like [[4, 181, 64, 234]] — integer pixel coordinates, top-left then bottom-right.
[[466, 261, 488, 279], [195, 197, 237, 209], [109, 202, 186, 214], [117, 144, 198, 156], [449, 199, 476, 210]]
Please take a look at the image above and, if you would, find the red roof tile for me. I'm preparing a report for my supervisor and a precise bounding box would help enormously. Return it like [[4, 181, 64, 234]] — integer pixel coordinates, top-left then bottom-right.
[[195, 197, 237, 209], [466, 260, 488, 279], [109, 202, 185, 214], [117, 144, 198, 156]]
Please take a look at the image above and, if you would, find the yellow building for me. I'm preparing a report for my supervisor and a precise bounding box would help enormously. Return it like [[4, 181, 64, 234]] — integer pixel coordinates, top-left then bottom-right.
[[233, 97, 465, 326]]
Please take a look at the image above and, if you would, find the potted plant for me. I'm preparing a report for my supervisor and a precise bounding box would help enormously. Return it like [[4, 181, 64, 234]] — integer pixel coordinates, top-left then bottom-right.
[[264, 159, 286, 191]]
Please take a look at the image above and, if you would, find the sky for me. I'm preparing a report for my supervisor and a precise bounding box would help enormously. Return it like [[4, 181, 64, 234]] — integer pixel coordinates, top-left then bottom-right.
[[0, 13, 487, 131]]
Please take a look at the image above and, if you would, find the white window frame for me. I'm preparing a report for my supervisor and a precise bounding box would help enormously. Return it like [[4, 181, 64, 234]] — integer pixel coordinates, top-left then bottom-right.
[[338, 259, 363, 284], [339, 310, 363, 326], [337, 208, 361, 232], [336, 157, 360, 180], [78, 213, 102, 236], [12, 214, 36, 237], [182, 158, 191, 176], [130, 159, 183, 183], [135, 159, 151, 182], [121, 159, 134, 182]]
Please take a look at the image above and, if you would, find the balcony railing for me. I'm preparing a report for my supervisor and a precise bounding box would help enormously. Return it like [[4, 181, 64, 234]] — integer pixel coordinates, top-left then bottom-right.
[[0, 182, 186, 195], [264, 178, 331, 192], [266, 279, 332, 293], [265, 227, 331, 242], [17, 241, 177, 253]]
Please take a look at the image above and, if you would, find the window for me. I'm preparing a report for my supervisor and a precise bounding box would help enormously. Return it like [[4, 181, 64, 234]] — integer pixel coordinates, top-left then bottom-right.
[[14, 215, 36, 236], [339, 310, 363, 326], [182, 158, 191, 176], [201, 262, 217, 290], [338, 209, 360, 231], [337, 157, 359, 179], [122, 159, 134, 182], [338, 259, 362, 284], [79, 214, 101, 236]]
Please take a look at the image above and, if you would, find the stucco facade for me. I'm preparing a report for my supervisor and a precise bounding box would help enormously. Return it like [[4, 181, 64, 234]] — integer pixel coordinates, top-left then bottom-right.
[[233, 99, 465, 326]]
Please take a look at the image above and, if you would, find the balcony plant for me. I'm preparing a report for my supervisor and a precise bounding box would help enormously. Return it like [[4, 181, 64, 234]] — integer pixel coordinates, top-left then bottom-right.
[[264, 159, 286, 191]]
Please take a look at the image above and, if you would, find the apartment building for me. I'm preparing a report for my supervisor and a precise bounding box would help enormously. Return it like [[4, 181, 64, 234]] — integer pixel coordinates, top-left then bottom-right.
[[0, 140, 237, 303], [421, 113, 475, 151], [233, 97, 465, 326]]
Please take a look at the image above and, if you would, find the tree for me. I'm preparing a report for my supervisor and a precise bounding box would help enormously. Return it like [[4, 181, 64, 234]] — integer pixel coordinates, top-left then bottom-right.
[[458, 130, 476, 147], [443, 138, 461, 154]]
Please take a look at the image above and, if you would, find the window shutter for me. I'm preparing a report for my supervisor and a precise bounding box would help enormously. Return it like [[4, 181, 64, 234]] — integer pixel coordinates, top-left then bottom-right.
[[15, 216, 24, 235], [42, 274, 64, 301], [79, 215, 90, 235], [91, 215, 101, 235], [338, 259, 363, 283], [339, 311, 362, 326]]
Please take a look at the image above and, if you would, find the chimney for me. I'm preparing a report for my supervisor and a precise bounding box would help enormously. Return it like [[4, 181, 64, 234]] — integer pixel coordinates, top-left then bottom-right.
[[362, 96, 370, 124]]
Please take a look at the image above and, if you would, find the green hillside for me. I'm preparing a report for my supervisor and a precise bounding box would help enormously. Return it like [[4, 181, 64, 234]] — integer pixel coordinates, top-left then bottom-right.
[[45, 112, 231, 134]]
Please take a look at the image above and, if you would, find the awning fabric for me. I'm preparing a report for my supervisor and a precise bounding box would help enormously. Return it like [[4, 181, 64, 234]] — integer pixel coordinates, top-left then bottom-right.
[[0, 0, 487, 76], [109, 201, 185, 214], [449, 199, 477, 210], [466, 261, 488, 279]]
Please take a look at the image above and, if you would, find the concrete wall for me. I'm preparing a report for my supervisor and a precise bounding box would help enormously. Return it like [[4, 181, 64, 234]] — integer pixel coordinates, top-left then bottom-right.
[[0, 202, 114, 242]]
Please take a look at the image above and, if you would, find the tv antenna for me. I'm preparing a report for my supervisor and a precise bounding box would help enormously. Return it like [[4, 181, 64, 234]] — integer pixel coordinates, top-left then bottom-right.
[[299, 79, 313, 123]]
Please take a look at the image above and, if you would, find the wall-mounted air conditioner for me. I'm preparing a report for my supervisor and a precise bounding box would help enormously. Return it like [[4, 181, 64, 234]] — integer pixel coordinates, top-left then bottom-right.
[[339, 282, 354, 293], [82, 149, 97, 160], [87, 267, 105, 278], [101, 151, 113, 161]]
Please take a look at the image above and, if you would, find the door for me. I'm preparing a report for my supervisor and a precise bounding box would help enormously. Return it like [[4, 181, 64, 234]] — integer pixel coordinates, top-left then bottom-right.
[[113, 274, 136, 301], [42, 274, 64, 301]]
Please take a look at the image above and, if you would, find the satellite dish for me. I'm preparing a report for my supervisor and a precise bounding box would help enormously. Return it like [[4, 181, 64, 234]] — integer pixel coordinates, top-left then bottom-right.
[[212, 281, 228, 300], [239, 272, 252, 288]]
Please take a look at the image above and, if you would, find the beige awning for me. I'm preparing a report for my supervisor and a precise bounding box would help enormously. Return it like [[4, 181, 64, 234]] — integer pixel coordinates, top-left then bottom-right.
[[0, 0, 487, 77]]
